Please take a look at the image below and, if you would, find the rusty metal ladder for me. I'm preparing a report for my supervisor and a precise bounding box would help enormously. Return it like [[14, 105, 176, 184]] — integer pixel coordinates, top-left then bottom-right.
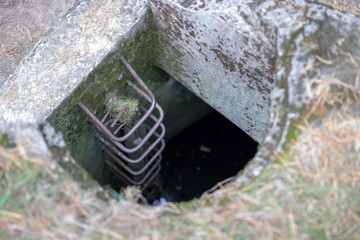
[[79, 56, 165, 200]]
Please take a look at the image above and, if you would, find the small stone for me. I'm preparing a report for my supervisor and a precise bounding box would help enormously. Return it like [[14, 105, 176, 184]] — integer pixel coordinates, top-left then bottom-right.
[[199, 144, 211, 153]]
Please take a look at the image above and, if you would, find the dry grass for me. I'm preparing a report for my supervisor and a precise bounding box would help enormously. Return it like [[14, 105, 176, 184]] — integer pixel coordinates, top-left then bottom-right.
[[322, 0, 360, 15], [1, 102, 360, 239], [1, 0, 360, 239], [1, 59, 360, 239]]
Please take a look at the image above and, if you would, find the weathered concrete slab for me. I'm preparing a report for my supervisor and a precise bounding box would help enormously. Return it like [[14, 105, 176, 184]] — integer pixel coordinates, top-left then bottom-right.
[[151, 0, 275, 143], [0, 0, 148, 124], [0, 121, 66, 168], [0, 0, 76, 85], [0, 120, 97, 187], [150, 0, 360, 183], [236, 0, 360, 184]]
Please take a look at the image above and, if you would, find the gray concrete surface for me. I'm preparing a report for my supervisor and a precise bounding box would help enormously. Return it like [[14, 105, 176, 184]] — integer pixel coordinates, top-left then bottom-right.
[[151, 0, 275, 143], [0, 0, 148, 124], [150, 0, 360, 184], [0, 0, 359, 186], [0, 0, 76, 85]]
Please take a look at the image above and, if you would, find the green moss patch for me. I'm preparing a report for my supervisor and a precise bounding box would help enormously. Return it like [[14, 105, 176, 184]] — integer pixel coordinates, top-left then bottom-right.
[[0, 133, 9, 147], [105, 93, 140, 124], [47, 10, 167, 185]]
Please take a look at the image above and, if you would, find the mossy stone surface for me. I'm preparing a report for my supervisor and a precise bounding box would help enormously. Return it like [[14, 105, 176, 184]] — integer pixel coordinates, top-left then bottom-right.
[[47, 9, 212, 185], [48, 11, 160, 184], [105, 93, 140, 124], [0, 133, 9, 147]]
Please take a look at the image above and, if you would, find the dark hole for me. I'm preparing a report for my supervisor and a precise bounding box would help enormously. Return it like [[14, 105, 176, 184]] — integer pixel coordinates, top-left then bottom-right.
[[47, 61, 260, 205], [98, 74, 259, 204], [67, 68, 259, 204], [157, 109, 259, 203]]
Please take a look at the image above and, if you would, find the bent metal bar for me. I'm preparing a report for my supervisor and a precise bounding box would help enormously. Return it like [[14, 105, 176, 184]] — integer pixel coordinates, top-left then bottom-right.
[[78, 56, 166, 200]]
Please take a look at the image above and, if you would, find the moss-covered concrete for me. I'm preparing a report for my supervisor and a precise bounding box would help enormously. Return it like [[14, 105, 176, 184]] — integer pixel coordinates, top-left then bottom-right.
[[150, 0, 275, 143], [44, 0, 360, 194], [0, 133, 9, 147], [47, 11, 161, 184], [47, 9, 213, 185]]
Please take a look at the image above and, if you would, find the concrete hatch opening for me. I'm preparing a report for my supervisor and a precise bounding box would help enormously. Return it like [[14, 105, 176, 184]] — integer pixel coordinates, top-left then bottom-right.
[[36, 2, 277, 205], [2, 0, 360, 238], [53, 55, 260, 204]]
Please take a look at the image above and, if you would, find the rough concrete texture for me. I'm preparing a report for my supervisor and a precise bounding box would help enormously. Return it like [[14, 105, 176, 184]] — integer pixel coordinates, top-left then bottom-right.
[[0, 121, 67, 169], [0, 120, 97, 187], [0, 0, 359, 187], [151, 0, 275, 143], [238, 0, 360, 184], [0, 0, 76, 85], [0, 0, 148, 124], [150, 0, 360, 184]]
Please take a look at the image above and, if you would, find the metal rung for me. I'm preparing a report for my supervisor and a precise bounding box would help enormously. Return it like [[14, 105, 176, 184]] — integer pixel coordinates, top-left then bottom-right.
[[78, 56, 165, 199]]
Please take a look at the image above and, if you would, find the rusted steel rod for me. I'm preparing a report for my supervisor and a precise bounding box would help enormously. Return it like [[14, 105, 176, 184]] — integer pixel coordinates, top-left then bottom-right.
[[110, 105, 128, 128], [79, 101, 147, 143], [78, 99, 164, 153], [79, 56, 166, 194], [117, 56, 157, 140], [78, 57, 156, 143], [78, 60, 165, 153], [106, 154, 162, 186], [109, 164, 161, 190], [101, 106, 113, 123], [120, 56, 156, 108], [114, 123, 126, 135], [110, 104, 164, 153], [140, 166, 161, 190], [102, 139, 165, 175], [95, 123, 165, 164]]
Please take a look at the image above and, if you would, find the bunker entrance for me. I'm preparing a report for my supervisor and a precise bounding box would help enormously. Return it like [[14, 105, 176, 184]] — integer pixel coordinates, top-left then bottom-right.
[[100, 73, 258, 204], [49, 60, 260, 205]]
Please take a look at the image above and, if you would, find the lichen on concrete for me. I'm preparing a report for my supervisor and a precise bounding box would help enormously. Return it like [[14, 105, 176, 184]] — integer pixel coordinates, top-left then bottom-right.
[[149, 0, 360, 187], [238, 0, 360, 185], [0, 0, 149, 124], [1, 0, 359, 194], [150, 0, 276, 143], [0, 0, 76, 86], [46, 8, 161, 184]]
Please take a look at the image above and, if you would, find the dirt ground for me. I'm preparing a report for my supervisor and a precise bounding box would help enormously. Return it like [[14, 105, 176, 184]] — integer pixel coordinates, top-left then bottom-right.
[[0, 0, 75, 85]]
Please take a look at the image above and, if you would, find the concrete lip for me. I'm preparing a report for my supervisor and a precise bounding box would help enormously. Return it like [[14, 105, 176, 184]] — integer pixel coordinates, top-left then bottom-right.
[[1, 0, 359, 194]]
